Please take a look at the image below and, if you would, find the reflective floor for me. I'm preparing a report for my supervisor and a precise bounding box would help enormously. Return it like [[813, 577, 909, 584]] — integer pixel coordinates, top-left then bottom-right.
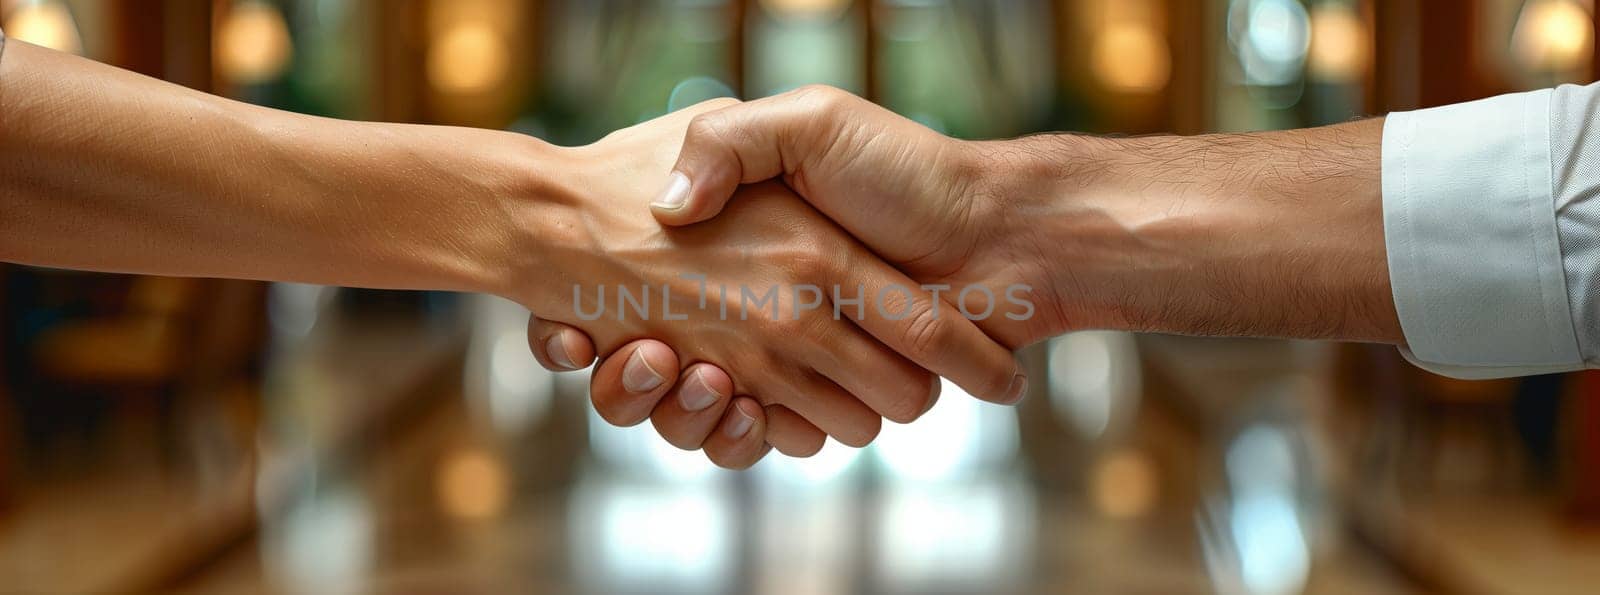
[[181, 385, 1407, 595], [9, 300, 1600, 594]]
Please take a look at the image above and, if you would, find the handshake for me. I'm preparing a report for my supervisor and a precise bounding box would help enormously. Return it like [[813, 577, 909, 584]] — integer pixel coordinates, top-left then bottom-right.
[[500, 86, 1399, 468], [0, 38, 1560, 464]]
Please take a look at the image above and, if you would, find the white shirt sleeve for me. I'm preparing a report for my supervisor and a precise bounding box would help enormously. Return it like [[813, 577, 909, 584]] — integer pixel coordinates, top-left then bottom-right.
[[1383, 83, 1600, 379]]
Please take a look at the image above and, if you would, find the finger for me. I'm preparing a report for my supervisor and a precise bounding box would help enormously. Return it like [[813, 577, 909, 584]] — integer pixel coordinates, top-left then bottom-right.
[[651, 86, 852, 225], [845, 259, 1026, 405], [702, 398, 770, 469], [772, 372, 882, 448], [811, 325, 940, 424], [589, 341, 679, 427], [764, 405, 826, 457], [649, 363, 736, 450], [526, 317, 596, 371]]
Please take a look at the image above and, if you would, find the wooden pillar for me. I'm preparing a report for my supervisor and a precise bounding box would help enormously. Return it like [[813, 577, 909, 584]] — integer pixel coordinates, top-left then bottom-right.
[[109, 0, 212, 90], [1377, 0, 1497, 110], [1166, 0, 1211, 134], [110, 0, 166, 78], [863, 0, 877, 103]]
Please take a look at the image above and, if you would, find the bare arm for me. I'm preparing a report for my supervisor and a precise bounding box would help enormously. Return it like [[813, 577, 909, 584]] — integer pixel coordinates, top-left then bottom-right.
[[644, 86, 1399, 346], [0, 49, 1019, 466], [0, 39, 543, 294], [978, 118, 1400, 343]]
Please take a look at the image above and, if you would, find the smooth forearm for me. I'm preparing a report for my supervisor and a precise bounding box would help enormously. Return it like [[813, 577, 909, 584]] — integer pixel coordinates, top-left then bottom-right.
[[0, 40, 550, 298], [974, 119, 1402, 343]]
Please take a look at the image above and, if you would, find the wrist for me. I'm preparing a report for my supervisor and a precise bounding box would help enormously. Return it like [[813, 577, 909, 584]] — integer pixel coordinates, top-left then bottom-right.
[[474, 136, 594, 313], [259, 116, 570, 302], [961, 134, 1148, 338]]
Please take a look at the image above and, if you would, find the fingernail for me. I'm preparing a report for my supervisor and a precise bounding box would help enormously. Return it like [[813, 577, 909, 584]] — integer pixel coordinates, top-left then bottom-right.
[[651, 172, 691, 210], [725, 406, 756, 438], [545, 333, 578, 370], [1002, 374, 1028, 405], [679, 368, 723, 412], [622, 349, 665, 393]]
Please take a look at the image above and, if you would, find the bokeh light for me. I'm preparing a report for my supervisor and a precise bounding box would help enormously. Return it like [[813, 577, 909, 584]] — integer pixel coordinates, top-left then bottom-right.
[[761, 0, 854, 21], [425, 0, 516, 96], [3, 1, 82, 54], [1308, 3, 1370, 82], [1230, 0, 1311, 87], [1091, 23, 1171, 93], [216, 1, 294, 86], [873, 378, 1018, 482], [570, 477, 734, 593], [435, 448, 509, 521], [1091, 448, 1159, 519], [1512, 0, 1594, 73], [874, 479, 1035, 591], [1048, 331, 1140, 441], [427, 23, 510, 95]]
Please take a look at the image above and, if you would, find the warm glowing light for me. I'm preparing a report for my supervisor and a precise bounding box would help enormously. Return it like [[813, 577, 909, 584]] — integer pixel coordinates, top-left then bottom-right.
[[3, 2, 83, 54], [760, 0, 853, 20], [1091, 24, 1171, 93], [1512, 0, 1594, 73], [436, 448, 509, 520], [216, 1, 294, 85], [1090, 449, 1159, 519], [1308, 4, 1370, 81], [426, 0, 516, 40], [427, 23, 511, 95]]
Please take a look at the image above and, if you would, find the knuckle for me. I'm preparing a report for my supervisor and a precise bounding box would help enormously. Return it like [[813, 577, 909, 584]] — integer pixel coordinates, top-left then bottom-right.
[[835, 415, 882, 448], [900, 300, 953, 360], [767, 313, 817, 341], [791, 84, 848, 109], [880, 374, 934, 424], [685, 113, 730, 146], [700, 96, 740, 110], [788, 245, 832, 278]]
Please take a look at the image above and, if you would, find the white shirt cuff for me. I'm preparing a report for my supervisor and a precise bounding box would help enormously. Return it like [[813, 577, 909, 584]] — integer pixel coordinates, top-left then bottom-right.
[[1383, 89, 1583, 378]]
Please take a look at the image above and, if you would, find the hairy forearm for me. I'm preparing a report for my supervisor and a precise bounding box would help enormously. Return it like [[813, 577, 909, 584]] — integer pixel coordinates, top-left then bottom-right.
[[0, 40, 553, 297], [976, 118, 1401, 343]]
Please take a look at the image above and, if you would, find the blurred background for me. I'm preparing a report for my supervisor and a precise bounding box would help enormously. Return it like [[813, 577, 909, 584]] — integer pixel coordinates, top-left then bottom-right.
[[1, 0, 1598, 593]]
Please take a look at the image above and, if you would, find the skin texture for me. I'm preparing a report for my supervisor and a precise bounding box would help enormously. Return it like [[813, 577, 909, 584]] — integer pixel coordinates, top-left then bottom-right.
[[532, 85, 1400, 452], [0, 44, 1020, 468], [521, 104, 1020, 454]]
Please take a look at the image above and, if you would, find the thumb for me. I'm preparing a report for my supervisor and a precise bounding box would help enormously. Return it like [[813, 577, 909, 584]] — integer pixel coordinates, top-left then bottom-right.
[[651, 87, 845, 226]]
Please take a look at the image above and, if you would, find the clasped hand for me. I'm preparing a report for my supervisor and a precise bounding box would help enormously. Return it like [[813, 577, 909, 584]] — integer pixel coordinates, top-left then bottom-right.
[[519, 90, 1069, 468]]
